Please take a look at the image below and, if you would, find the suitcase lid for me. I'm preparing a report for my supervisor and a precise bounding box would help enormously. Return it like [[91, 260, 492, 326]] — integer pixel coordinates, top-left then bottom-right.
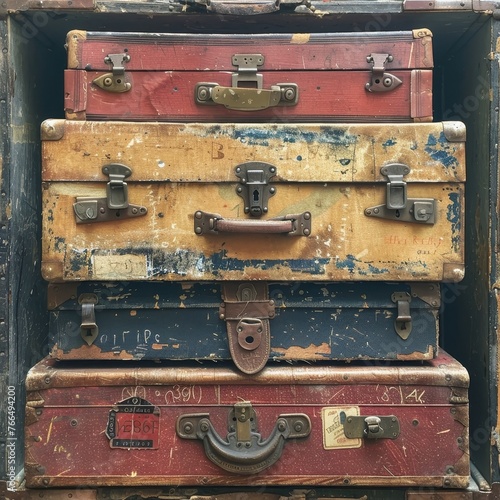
[[47, 281, 440, 311], [66, 29, 433, 72], [41, 120, 466, 183], [26, 349, 468, 390]]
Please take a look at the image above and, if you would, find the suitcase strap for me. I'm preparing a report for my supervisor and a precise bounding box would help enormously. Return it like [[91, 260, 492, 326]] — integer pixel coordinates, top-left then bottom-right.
[[220, 282, 275, 374]]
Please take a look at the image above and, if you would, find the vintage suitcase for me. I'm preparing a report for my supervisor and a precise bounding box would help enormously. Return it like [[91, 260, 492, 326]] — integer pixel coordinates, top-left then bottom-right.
[[41, 120, 466, 283], [0, 485, 480, 500], [64, 29, 433, 122], [47, 281, 440, 372], [24, 350, 469, 488]]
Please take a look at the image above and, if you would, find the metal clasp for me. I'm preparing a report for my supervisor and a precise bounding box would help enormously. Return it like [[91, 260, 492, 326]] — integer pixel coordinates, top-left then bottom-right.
[[73, 163, 148, 224], [92, 52, 131, 93], [232, 401, 256, 442], [364, 163, 436, 224], [365, 53, 402, 93], [382, 163, 410, 210], [232, 54, 265, 89], [104, 163, 130, 210], [195, 54, 298, 110], [392, 292, 412, 340], [235, 162, 277, 217], [79, 293, 98, 346], [344, 415, 400, 440]]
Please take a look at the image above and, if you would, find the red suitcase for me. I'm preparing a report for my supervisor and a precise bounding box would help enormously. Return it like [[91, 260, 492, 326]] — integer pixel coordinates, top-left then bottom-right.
[[64, 29, 433, 122], [25, 351, 469, 489]]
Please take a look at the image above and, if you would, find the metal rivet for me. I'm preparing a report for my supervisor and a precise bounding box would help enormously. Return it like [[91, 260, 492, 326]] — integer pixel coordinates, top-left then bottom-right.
[[70, 419, 78, 427], [183, 423, 193, 434], [42, 479, 50, 486]]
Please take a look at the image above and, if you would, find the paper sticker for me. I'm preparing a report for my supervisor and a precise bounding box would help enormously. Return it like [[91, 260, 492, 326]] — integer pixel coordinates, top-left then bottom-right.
[[322, 406, 362, 450], [106, 397, 160, 449], [92, 254, 147, 280]]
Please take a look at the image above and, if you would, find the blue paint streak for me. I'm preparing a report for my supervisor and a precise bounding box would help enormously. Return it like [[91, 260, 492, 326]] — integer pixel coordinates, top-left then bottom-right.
[[232, 127, 358, 148], [425, 132, 458, 168], [181, 251, 330, 275], [447, 192, 462, 251], [382, 138, 397, 148]]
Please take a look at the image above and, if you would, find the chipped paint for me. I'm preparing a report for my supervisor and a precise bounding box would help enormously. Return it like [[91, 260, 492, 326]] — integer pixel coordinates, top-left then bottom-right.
[[271, 343, 331, 359], [425, 132, 459, 168], [447, 192, 462, 252], [232, 126, 358, 149], [382, 138, 397, 148]]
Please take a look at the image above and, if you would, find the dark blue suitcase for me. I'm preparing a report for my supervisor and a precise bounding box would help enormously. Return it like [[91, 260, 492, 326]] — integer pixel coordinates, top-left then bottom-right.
[[48, 281, 440, 373]]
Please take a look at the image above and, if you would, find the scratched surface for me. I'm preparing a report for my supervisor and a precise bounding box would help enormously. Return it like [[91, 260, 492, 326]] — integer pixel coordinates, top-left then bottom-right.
[[64, 30, 433, 122], [48, 282, 439, 362], [24, 351, 468, 488], [42, 121, 465, 282]]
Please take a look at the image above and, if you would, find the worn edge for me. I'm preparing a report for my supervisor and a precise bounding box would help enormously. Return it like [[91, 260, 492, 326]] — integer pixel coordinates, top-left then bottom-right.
[[413, 28, 433, 38], [443, 263, 466, 283], [410, 283, 440, 307], [443, 121, 467, 142], [66, 30, 87, 69], [47, 283, 79, 310], [40, 119, 65, 141]]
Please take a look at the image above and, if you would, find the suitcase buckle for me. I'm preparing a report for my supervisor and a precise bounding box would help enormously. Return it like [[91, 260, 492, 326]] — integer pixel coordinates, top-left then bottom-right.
[[365, 53, 402, 93]]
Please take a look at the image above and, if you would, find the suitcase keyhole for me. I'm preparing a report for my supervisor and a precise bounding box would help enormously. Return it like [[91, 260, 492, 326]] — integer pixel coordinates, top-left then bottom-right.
[[400, 322, 407, 330], [85, 328, 94, 337], [246, 335, 255, 345], [253, 189, 260, 203]]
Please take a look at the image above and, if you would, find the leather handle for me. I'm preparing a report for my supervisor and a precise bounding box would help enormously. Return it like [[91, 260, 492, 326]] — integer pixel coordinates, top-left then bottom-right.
[[194, 211, 311, 236], [176, 412, 311, 474], [195, 83, 298, 111]]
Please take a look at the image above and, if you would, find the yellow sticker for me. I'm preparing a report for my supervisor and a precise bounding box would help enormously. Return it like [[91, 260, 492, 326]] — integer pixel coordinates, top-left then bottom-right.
[[322, 406, 362, 450]]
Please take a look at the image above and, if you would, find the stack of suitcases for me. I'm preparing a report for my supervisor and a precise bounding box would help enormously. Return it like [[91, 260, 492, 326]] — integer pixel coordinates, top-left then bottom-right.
[[24, 28, 470, 493]]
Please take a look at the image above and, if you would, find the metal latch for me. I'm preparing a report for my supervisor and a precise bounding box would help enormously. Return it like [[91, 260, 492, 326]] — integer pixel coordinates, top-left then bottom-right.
[[92, 52, 131, 93], [73, 163, 148, 224], [392, 292, 412, 340], [195, 54, 298, 111], [365, 53, 402, 93], [79, 293, 98, 346], [364, 163, 436, 224], [235, 162, 277, 217], [176, 401, 311, 474], [344, 415, 400, 440]]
